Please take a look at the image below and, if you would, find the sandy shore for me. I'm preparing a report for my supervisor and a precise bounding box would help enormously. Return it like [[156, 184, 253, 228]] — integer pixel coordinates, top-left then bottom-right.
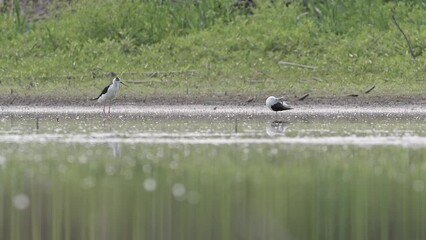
[[1, 93, 426, 107]]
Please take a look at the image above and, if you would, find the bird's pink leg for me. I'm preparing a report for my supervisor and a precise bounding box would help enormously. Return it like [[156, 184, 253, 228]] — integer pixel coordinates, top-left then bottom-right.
[[108, 100, 112, 114], [103, 101, 106, 114]]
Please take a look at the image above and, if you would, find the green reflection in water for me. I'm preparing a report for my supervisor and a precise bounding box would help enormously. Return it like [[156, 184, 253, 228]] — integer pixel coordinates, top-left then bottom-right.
[[0, 143, 426, 240]]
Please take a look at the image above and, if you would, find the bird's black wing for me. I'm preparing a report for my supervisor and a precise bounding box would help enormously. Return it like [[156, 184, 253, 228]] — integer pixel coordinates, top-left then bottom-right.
[[92, 85, 109, 100], [271, 102, 292, 111]]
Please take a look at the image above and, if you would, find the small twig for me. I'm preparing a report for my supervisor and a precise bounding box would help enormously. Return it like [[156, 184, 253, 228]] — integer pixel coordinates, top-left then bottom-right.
[[127, 80, 157, 84], [365, 85, 375, 94], [298, 94, 309, 101], [348, 94, 359, 97], [296, 12, 309, 20], [366, 32, 386, 51], [246, 80, 264, 84], [391, 14, 416, 59], [8, 96, 17, 105], [278, 61, 317, 69], [119, 70, 197, 77]]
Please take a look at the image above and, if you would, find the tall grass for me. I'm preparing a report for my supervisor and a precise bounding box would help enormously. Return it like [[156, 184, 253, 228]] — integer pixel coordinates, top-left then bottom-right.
[[307, 0, 392, 34], [70, 0, 235, 46]]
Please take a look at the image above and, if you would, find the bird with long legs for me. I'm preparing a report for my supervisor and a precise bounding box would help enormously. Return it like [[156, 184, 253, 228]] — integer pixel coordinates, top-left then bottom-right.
[[92, 77, 127, 114]]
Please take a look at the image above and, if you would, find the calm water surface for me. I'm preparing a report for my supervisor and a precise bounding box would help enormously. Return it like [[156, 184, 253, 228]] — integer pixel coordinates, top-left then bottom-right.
[[1, 105, 426, 240]]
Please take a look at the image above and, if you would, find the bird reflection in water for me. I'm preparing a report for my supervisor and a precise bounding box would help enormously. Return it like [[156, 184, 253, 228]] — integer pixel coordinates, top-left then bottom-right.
[[266, 120, 290, 136], [107, 142, 122, 158]]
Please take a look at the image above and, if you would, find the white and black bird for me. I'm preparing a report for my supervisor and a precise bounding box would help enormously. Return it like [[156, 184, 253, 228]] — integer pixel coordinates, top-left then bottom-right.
[[92, 77, 127, 114], [266, 96, 292, 116]]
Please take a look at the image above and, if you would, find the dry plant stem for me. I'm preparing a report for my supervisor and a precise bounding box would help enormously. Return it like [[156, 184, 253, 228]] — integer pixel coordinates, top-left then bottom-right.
[[391, 14, 416, 59], [278, 61, 317, 69]]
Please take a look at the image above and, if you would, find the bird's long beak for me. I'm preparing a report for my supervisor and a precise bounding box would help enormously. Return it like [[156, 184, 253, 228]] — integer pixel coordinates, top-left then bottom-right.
[[120, 81, 129, 87]]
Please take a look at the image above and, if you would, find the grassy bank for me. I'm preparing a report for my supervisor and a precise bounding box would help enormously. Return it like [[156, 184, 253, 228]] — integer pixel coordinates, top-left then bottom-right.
[[0, 0, 425, 101]]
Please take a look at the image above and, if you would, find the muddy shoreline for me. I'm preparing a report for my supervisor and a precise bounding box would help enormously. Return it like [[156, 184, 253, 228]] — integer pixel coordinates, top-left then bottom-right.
[[1, 94, 426, 107]]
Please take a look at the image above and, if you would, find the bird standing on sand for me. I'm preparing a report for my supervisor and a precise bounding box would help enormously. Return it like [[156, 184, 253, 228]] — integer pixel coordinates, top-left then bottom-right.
[[92, 77, 127, 114], [266, 96, 292, 116]]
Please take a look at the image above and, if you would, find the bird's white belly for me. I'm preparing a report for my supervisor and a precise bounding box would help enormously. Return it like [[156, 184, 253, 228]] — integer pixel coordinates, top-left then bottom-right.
[[97, 87, 118, 103]]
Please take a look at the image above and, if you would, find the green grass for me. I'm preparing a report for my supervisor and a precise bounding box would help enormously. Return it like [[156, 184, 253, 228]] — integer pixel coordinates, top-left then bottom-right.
[[2, 142, 426, 239], [0, 0, 426, 99]]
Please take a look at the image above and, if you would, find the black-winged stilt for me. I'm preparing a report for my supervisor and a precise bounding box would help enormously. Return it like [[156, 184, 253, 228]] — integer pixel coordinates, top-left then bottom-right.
[[92, 77, 127, 114], [266, 96, 292, 116]]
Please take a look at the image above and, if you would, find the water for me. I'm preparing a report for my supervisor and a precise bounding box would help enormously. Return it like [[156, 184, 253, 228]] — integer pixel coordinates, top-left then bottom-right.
[[1, 105, 426, 240]]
